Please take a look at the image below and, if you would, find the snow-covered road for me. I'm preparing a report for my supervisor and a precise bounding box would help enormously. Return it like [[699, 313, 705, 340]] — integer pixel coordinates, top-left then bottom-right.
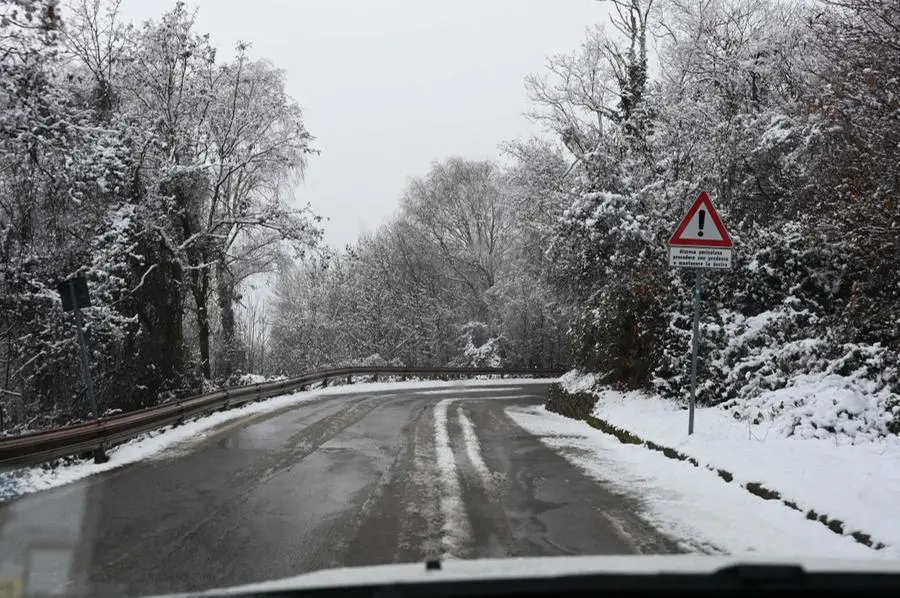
[[0, 382, 673, 595], [0, 380, 884, 596]]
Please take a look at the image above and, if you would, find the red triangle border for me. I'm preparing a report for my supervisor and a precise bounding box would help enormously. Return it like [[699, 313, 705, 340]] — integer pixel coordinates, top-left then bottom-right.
[[669, 192, 733, 248]]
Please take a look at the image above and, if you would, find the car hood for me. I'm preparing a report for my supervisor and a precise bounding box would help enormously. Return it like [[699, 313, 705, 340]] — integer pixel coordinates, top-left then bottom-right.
[[176, 554, 900, 596]]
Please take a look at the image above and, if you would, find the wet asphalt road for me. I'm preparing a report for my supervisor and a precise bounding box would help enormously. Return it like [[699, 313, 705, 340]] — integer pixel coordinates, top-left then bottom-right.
[[0, 382, 679, 596]]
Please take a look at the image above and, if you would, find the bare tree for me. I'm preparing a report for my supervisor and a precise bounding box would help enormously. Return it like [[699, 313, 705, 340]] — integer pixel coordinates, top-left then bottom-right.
[[526, 0, 654, 159], [402, 158, 513, 320], [109, 5, 319, 379], [238, 296, 269, 374]]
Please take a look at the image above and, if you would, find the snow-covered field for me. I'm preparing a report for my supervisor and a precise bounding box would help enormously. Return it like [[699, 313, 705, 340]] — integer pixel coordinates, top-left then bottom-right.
[[506, 406, 886, 558], [0, 378, 552, 502], [551, 372, 900, 556]]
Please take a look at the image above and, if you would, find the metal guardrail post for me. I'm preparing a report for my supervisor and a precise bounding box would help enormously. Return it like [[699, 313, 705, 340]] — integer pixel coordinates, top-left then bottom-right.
[[94, 445, 109, 464], [93, 420, 109, 463]]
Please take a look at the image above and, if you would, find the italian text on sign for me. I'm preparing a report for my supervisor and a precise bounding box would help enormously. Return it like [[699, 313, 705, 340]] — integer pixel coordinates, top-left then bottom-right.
[[669, 246, 732, 269], [669, 192, 733, 270]]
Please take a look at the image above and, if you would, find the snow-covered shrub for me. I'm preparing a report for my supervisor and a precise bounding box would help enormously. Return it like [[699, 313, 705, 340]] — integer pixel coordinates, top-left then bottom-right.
[[545, 384, 597, 420], [559, 370, 600, 394], [569, 284, 666, 389], [353, 353, 405, 368], [235, 373, 268, 385], [231, 372, 289, 386], [453, 322, 505, 368], [548, 186, 672, 389], [647, 213, 900, 439], [313, 353, 406, 371], [724, 369, 898, 443]]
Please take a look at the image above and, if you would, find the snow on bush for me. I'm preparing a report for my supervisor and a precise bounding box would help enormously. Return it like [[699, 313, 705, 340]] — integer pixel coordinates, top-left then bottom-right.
[[354, 353, 405, 368], [463, 337, 503, 368], [559, 370, 599, 394], [645, 221, 900, 441], [729, 373, 897, 442], [454, 322, 505, 368], [716, 338, 900, 442], [328, 353, 405, 369], [235, 373, 287, 385], [238, 373, 268, 385], [652, 300, 900, 441]]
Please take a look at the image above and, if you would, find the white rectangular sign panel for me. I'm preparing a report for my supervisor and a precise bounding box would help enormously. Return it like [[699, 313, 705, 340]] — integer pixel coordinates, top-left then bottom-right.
[[668, 246, 732, 269]]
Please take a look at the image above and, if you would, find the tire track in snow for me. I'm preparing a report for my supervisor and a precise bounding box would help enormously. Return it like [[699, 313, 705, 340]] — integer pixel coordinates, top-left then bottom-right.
[[433, 399, 471, 557], [401, 403, 444, 561], [458, 407, 496, 492]]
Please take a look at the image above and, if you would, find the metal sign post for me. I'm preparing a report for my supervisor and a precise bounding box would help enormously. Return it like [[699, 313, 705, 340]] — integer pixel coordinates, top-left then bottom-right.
[[688, 270, 701, 435], [69, 284, 99, 419], [57, 276, 108, 463], [57, 277, 98, 419], [668, 192, 733, 435]]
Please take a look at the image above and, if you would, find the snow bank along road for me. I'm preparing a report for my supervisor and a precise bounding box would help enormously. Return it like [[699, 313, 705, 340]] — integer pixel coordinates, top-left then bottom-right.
[[0, 381, 679, 595]]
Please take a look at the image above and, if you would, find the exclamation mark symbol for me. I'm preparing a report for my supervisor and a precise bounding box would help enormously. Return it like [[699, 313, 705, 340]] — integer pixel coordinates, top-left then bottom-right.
[[697, 210, 706, 237]]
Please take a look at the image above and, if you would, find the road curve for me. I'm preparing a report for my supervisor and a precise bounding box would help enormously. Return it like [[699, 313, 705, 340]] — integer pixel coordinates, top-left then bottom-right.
[[0, 382, 679, 596]]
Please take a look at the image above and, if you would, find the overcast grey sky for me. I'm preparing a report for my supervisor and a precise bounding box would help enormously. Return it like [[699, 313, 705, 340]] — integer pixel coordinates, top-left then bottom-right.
[[117, 0, 608, 249]]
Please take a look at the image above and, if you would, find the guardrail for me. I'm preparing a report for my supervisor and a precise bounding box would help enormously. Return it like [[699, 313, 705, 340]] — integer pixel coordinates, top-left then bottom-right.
[[0, 366, 563, 469]]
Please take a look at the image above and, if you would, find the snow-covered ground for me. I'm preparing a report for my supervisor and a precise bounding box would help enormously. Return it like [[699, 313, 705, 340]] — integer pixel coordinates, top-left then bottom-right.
[[0, 378, 553, 502], [506, 406, 886, 558], [551, 372, 900, 555]]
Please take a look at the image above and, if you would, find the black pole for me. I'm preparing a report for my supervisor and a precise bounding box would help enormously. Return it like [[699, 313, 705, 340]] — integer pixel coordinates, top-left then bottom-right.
[[69, 283, 99, 420], [68, 282, 107, 463], [688, 269, 702, 435]]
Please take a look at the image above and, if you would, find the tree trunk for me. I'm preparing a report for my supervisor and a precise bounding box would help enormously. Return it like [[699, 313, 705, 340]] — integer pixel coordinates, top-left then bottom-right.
[[197, 302, 211, 380], [133, 240, 187, 404], [191, 269, 212, 380], [164, 169, 213, 382], [215, 262, 240, 378]]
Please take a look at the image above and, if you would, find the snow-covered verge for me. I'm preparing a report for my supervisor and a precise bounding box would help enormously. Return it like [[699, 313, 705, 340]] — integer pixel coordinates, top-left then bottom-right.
[[0, 378, 550, 502], [558, 372, 900, 554], [507, 406, 882, 558], [656, 304, 900, 441]]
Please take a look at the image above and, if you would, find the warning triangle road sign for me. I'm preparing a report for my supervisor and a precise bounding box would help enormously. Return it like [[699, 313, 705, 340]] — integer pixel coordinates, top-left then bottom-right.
[[669, 192, 733, 248]]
